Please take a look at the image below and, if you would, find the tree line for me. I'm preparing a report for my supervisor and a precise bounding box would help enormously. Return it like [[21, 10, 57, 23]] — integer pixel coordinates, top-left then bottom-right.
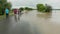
[[0, 0, 52, 15], [37, 4, 52, 12], [18, 4, 52, 12]]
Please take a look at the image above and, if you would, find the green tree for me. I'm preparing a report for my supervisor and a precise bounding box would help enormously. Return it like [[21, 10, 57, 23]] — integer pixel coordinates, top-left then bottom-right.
[[19, 7, 24, 11], [37, 4, 45, 12], [0, 0, 12, 15], [37, 4, 52, 12], [45, 4, 52, 12], [0, 0, 7, 15], [0, 3, 2, 14], [25, 7, 33, 10], [5, 2, 12, 10], [25, 7, 29, 10]]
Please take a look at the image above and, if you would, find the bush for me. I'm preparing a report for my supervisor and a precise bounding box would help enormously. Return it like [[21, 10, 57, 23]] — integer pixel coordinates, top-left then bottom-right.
[[25, 7, 33, 10], [19, 7, 24, 11], [5, 2, 12, 10], [37, 4, 45, 12], [45, 4, 52, 12]]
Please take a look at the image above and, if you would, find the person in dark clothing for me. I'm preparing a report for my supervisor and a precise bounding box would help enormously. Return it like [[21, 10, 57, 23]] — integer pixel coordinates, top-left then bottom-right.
[[18, 9, 20, 20], [13, 9, 18, 15], [18, 9, 23, 20], [13, 9, 18, 20]]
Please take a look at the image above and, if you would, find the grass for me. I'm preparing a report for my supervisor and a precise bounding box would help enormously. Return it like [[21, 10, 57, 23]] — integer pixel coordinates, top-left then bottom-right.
[[0, 15, 5, 20]]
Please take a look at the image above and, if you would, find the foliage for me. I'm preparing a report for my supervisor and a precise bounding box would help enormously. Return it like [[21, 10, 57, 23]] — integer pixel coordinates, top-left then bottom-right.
[[19, 7, 24, 11], [0, 7, 2, 14], [37, 4, 45, 12], [0, 0, 12, 15], [4, 2, 12, 10], [0, 0, 7, 9], [0, 0, 6, 14], [25, 7, 33, 10], [45, 4, 52, 12], [37, 4, 52, 12]]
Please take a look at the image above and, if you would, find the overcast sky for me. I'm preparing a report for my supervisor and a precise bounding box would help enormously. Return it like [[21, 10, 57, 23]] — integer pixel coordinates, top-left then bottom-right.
[[7, 0, 60, 9]]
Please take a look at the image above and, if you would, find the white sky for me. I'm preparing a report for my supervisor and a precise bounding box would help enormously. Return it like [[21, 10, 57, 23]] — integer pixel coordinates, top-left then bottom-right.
[[7, 0, 60, 9]]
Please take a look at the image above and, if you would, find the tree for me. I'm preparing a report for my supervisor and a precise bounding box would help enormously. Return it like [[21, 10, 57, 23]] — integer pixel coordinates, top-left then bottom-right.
[[25, 7, 29, 10], [25, 7, 33, 10], [0, 3, 2, 14], [0, 0, 12, 15], [36, 4, 52, 12], [5, 2, 12, 10], [37, 4, 45, 12], [0, 0, 7, 15], [19, 7, 24, 11], [45, 4, 52, 12]]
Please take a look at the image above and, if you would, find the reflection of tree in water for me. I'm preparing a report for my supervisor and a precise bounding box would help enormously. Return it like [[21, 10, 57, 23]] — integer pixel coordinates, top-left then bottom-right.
[[37, 12, 52, 19]]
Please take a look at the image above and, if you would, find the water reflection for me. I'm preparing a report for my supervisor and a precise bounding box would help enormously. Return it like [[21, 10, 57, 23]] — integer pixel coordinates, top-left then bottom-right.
[[50, 10, 60, 23], [14, 15, 18, 22], [14, 13, 23, 22], [37, 12, 52, 19], [21, 10, 60, 34]]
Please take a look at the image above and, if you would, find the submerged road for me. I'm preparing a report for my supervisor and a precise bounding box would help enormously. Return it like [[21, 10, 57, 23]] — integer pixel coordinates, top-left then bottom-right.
[[0, 11, 39, 34], [0, 16, 37, 34]]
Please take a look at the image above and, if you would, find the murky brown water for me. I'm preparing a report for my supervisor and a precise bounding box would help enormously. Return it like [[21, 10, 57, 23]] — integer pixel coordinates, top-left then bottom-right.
[[20, 10, 60, 34]]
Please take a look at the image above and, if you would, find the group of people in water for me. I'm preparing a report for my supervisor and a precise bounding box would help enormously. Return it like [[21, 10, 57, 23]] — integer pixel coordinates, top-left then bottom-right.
[[5, 8, 22, 19], [13, 9, 22, 20]]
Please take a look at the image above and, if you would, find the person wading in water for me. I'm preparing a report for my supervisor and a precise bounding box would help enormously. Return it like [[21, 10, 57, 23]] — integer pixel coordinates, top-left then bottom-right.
[[5, 8, 9, 18]]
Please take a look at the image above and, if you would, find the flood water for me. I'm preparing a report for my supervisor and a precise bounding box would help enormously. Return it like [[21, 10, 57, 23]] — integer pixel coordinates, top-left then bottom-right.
[[20, 10, 60, 34], [0, 10, 60, 34]]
